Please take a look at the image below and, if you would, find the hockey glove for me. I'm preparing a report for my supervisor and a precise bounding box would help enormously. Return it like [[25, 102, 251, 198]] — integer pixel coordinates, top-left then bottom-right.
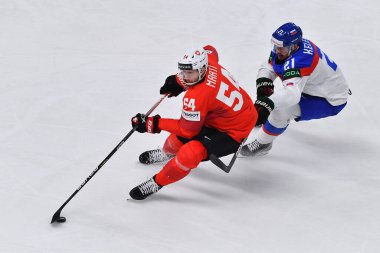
[[254, 96, 274, 126], [160, 75, 185, 97], [256, 77, 274, 97], [131, 113, 161, 133]]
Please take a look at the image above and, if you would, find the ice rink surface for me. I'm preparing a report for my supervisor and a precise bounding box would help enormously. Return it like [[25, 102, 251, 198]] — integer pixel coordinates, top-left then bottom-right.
[[1, 0, 380, 252]]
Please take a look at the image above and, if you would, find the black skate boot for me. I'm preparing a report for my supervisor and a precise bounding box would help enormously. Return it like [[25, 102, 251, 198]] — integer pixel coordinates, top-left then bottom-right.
[[129, 176, 163, 200], [139, 149, 174, 164], [240, 140, 273, 157]]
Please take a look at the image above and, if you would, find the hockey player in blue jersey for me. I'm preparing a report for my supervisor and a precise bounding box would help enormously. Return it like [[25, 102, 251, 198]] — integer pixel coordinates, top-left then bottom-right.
[[240, 22, 350, 156]]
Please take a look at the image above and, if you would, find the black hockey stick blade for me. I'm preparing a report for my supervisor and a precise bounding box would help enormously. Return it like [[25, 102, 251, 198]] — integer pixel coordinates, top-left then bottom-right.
[[209, 154, 230, 173], [209, 138, 246, 173], [51, 209, 62, 223]]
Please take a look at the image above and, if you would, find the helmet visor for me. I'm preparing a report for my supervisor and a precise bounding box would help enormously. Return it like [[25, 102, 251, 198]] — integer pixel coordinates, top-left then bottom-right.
[[272, 44, 291, 54]]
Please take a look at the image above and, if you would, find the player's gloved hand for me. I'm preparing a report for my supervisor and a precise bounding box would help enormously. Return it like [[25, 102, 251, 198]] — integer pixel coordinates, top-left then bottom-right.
[[160, 75, 185, 97], [256, 77, 274, 97], [254, 97, 274, 126], [131, 113, 161, 133]]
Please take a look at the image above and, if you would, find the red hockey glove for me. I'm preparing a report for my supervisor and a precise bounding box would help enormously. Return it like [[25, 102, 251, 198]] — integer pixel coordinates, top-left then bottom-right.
[[131, 114, 161, 133], [256, 77, 274, 97], [254, 97, 274, 126], [160, 75, 185, 97]]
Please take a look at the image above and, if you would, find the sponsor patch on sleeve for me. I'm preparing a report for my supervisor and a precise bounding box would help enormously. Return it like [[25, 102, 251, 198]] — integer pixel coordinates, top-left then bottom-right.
[[283, 68, 301, 80], [182, 109, 201, 121]]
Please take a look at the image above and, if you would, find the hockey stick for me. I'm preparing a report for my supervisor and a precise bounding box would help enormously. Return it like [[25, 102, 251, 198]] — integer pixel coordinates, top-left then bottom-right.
[[209, 138, 247, 173], [51, 94, 168, 224]]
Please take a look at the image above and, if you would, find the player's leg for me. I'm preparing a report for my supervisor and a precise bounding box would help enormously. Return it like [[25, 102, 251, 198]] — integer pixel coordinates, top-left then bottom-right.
[[138, 126, 210, 165], [129, 140, 207, 200], [241, 104, 300, 156], [139, 133, 183, 164], [241, 94, 347, 157], [155, 140, 207, 186], [295, 94, 347, 121]]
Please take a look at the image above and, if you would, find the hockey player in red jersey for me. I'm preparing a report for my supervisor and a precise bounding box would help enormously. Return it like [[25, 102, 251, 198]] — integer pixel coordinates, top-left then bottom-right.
[[129, 45, 257, 200]]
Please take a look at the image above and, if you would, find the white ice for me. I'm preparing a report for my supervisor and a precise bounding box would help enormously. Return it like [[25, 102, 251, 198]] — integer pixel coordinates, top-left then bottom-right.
[[1, 0, 380, 252]]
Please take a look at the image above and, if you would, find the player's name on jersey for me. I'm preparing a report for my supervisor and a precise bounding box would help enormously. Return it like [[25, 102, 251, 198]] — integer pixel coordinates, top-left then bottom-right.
[[206, 65, 218, 88], [303, 39, 314, 55]]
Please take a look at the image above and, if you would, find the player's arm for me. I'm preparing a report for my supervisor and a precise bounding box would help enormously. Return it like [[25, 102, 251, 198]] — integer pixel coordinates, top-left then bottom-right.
[[256, 60, 277, 97], [254, 69, 307, 125], [269, 70, 308, 109], [158, 117, 204, 139], [254, 81, 302, 125], [257, 62, 277, 81], [131, 114, 204, 138]]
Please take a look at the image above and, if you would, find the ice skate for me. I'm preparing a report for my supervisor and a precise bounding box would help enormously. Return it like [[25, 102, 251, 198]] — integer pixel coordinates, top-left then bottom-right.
[[129, 176, 162, 200], [240, 140, 272, 157], [139, 149, 174, 165]]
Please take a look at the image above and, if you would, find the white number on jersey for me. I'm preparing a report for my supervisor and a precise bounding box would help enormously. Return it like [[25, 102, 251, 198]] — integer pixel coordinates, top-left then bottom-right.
[[216, 69, 243, 112], [183, 98, 196, 111], [284, 58, 295, 71]]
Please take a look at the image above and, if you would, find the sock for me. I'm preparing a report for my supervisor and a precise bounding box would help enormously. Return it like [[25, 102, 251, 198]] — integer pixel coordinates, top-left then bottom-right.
[[155, 158, 190, 186]]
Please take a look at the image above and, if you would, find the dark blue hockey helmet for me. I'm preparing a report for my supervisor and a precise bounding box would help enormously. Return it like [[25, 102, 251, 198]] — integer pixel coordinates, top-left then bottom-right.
[[271, 22, 303, 47]]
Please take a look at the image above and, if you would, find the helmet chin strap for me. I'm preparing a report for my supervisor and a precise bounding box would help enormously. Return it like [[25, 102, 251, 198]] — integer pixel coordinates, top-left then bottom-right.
[[287, 45, 293, 57]]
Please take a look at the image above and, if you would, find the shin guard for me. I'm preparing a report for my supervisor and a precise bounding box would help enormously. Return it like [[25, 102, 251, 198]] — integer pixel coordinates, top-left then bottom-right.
[[155, 141, 207, 186]]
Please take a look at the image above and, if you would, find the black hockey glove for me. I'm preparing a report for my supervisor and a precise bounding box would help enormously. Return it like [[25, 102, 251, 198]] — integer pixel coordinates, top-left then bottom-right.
[[160, 75, 185, 97], [131, 113, 161, 134], [256, 77, 274, 97], [254, 96, 274, 126]]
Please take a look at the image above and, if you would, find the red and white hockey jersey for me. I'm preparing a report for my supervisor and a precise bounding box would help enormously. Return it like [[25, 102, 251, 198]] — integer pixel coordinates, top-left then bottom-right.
[[159, 45, 257, 143]]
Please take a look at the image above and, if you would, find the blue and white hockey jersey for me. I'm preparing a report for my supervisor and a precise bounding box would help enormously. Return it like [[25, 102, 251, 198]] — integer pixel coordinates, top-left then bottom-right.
[[258, 38, 349, 108]]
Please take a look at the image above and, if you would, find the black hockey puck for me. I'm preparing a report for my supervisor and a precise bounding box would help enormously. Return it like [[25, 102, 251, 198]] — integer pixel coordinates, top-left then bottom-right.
[[56, 217, 66, 223]]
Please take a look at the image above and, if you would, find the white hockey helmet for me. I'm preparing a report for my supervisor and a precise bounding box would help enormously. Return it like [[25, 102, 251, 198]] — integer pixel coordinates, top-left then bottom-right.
[[178, 47, 208, 86]]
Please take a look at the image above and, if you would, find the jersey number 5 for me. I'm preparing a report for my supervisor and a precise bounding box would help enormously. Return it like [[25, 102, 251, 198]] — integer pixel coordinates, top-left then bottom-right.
[[216, 69, 243, 111]]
